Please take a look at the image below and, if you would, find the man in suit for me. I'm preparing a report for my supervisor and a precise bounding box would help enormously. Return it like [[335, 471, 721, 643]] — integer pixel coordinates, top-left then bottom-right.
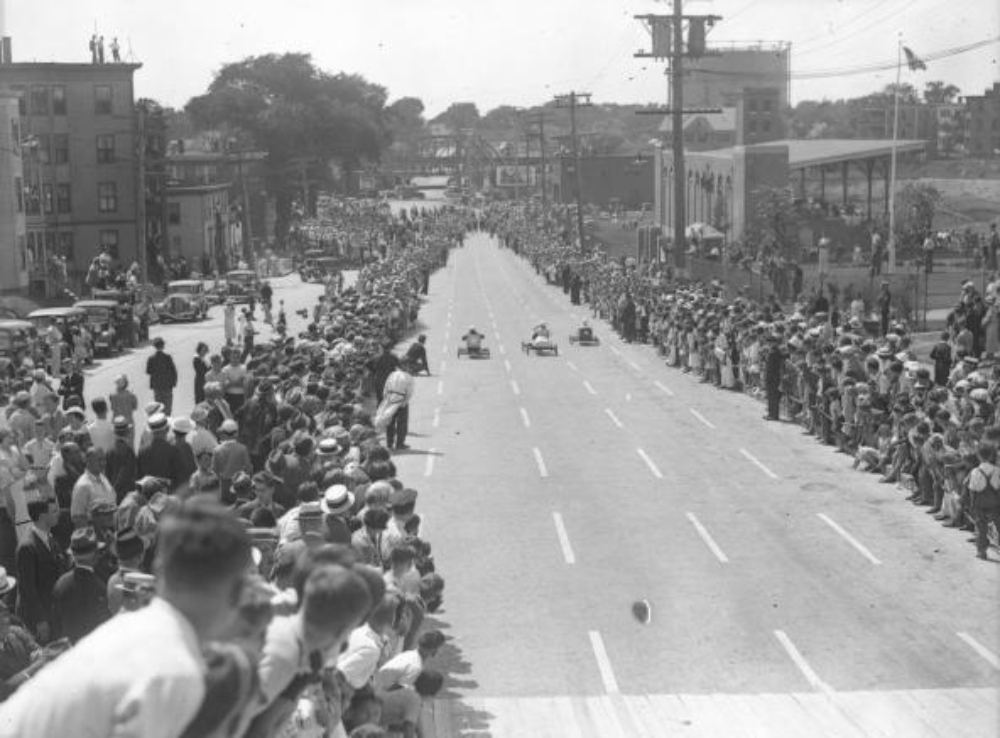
[[104, 416, 137, 503], [137, 413, 183, 491], [146, 337, 177, 415], [51, 528, 110, 643], [15, 499, 66, 642]]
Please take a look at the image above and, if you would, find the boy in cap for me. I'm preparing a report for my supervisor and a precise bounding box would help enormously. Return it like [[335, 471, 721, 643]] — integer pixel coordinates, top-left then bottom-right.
[[213, 419, 252, 505]]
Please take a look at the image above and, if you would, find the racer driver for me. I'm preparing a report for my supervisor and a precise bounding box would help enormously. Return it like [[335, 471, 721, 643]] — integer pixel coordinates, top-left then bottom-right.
[[462, 327, 486, 354], [531, 323, 551, 347]]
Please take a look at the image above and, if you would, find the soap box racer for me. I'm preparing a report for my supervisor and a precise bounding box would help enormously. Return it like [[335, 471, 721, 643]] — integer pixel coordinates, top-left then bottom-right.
[[522, 323, 558, 356], [457, 328, 491, 359], [568, 321, 600, 346]]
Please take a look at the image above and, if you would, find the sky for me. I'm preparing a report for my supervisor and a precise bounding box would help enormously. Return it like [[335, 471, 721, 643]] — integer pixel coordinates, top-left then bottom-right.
[[3, 0, 998, 115]]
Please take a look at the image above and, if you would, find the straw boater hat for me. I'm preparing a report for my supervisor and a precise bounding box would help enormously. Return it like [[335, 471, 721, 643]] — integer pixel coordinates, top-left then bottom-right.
[[321, 485, 354, 516]]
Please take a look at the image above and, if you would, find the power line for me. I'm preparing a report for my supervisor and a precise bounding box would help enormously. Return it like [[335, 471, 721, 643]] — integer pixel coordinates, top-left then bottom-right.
[[789, 0, 907, 53]]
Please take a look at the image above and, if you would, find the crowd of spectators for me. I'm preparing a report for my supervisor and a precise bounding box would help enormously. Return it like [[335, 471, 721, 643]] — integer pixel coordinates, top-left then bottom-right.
[[489, 203, 1000, 562], [0, 203, 471, 737]]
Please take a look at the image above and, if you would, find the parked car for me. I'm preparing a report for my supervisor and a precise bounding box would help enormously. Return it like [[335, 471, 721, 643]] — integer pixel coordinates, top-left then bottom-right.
[[0, 319, 37, 367], [225, 270, 260, 303], [27, 307, 90, 364], [156, 293, 202, 323], [73, 300, 124, 356], [166, 280, 210, 318]]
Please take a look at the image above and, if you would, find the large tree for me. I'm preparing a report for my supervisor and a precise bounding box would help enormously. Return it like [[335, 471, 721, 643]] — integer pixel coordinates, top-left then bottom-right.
[[924, 81, 960, 105], [185, 53, 391, 242], [433, 102, 480, 133]]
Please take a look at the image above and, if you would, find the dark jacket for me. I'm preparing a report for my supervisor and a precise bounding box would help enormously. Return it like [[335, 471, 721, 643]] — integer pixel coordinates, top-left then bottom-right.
[[105, 438, 138, 503], [146, 350, 178, 392], [137, 436, 184, 489], [51, 566, 110, 643], [14, 530, 66, 633]]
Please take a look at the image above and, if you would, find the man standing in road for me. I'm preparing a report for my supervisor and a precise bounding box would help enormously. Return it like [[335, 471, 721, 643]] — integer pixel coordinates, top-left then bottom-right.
[[382, 364, 414, 451], [763, 333, 785, 422], [146, 337, 177, 415]]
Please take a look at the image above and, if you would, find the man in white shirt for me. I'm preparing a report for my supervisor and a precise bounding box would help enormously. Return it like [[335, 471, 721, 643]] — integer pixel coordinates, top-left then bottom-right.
[[70, 447, 116, 528], [375, 630, 445, 692], [382, 365, 414, 451], [336, 594, 399, 693], [0, 504, 252, 738], [87, 398, 116, 453]]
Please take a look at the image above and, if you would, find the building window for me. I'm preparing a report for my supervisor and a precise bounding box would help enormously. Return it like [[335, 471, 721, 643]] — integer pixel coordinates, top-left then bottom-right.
[[24, 184, 40, 215], [762, 120, 772, 133], [748, 120, 758, 134], [56, 184, 71, 214], [29, 86, 50, 116], [58, 232, 74, 261], [168, 202, 181, 224], [35, 134, 51, 164], [12, 85, 26, 116], [748, 99, 758, 113], [52, 86, 67, 115], [53, 134, 69, 164], [9, 120, 19, 152], [42, 184, 54, 214], [96, 134, 116, 163], [95, 85, 112, 115], [98, 182, 118, 213], [762, 99, 773, 113], [99, 230, 120, 259], [14, 177, 23, 212]]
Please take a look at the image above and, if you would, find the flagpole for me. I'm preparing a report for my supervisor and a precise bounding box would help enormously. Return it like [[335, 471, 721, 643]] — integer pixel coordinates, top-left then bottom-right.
[[887, 35, 902, 273]]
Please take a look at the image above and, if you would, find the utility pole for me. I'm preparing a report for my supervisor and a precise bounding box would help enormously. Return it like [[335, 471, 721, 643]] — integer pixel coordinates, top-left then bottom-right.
[[523, 111, 549, 207], [554, 92, 592, 251], [634, 5, 722, 270]]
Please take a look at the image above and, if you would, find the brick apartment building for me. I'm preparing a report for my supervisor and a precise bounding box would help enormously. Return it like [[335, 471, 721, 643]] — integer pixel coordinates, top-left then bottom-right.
[[966, 82, 1000, 158]]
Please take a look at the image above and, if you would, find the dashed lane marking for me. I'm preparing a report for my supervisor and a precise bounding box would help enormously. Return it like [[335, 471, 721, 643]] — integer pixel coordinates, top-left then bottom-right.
[[689, 408, 716, 429], [437, 380, 444, 396], [567, 361, 578, 372], [817, 513, 881, 565], [740, 448, 779, 479], [583, 380, 597, 395], [424, 449, 436, 477], [432, 408, 440, 428], [773, 630, 834, 695], [552, 512, 575, 564], [628, 360, 642, 372], [441, 345, 448, 355], [608, 345, 621, 356], [504, 359, 512, 373], [686, 513, 730, 563], [636, 448, 663, 479], [519, 407, 531, 428], [957, 632, 1000, 670], [510, 379, 521, 395], [605, 408, 624, 429], [499, 344, 506, 355], [439, 359, 446, 373], [533, 447, 549, 478], [655, 380, 674, 396], [588, 631, 621, 695]]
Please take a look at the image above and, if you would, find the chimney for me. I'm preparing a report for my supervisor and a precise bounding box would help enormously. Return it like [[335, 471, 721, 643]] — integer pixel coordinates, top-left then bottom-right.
[[0, 0, 12, 64]]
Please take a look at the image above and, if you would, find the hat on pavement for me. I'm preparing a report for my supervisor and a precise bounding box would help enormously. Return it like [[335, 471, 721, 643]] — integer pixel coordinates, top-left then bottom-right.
[[321, 484, 354, 516], [113, 528, 144, 560], [148, 413, 169, 431], [70, 527, 99, 555], [171, 417, 195, 435], [0, 567, 16, 596], [219, 419, 239, 435], [389, 487, 418, 508]]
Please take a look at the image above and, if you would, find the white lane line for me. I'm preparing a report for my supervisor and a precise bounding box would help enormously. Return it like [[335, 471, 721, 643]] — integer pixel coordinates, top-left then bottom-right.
[[604, 408, 624, 429], [609, 345, 621, 356], [689, 408, 716, 429], [510, 379, 521, 395], [583, 380, 597, 395], [436, 380, 444, 396], [533, 447, 549, 478], [432, 408, 440, 428], [519, 407, 531, 428], [439, 359, 447, 373], [740, 448, 779, 479], [498, 344, 506, 355], [552, 512, 576, 564], [636, 448, 663, 479], [816, 513, 881, 565], [504, 359, 512, 373], [441, 345, 448, 355], [424, 449, 436, 477], [655, 380, 674, 396], [628, 360, 642, 372], [588, 631, 621, 695], [495, 330, 502, 340], [774, 630, 833, 694], [567, 361, 578, 372], [957, 632, 1000, 670], [686, 513, 730, 563]]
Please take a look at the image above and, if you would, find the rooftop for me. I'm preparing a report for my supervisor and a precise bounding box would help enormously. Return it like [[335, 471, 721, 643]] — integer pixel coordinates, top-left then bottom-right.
[[670, 138, 928, 168]]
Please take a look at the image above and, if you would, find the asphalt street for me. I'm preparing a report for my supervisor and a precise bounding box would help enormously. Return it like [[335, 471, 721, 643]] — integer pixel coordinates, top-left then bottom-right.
[[77, 232, 999, 736]]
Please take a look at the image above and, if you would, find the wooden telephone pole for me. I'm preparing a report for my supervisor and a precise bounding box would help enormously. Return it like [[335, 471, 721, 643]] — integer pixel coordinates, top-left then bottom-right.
[[554, 92, 592, 250], [634, 3, 722, 269]]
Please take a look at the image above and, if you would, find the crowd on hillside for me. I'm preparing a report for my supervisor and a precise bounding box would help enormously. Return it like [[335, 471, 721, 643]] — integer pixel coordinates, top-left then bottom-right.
[[0, 203, 471, 737], [489, 203, 1000, 561]]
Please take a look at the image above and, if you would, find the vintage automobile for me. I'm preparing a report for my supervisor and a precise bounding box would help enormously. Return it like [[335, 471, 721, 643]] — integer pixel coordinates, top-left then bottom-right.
[[0, 319, 37, 367], [300, 256, 342, 283], [156, 293, 202, 323], [27, 307, 91, 364], [73, 300, 125, 356], [225, 270, 260, 303], [166, 280, 210, 318]]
